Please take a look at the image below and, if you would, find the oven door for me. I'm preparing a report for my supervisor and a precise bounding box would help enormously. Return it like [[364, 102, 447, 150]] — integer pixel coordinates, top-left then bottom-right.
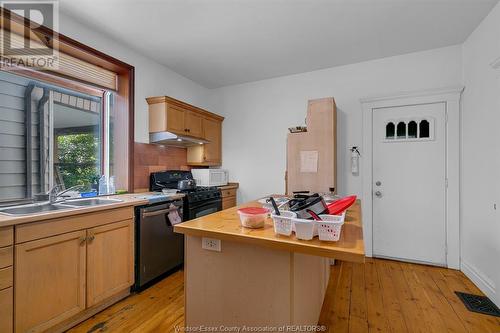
[[187, 198, 222, 220]]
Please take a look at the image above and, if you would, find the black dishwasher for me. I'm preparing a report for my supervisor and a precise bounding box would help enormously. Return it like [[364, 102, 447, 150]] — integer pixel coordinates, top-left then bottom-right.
[[134, 200, 184, 290]]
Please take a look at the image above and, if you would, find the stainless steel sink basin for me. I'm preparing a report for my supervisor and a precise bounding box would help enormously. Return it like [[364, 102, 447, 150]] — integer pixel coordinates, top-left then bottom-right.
[[61, 198, 122, 207], [0, 198, 122, 216], [0, 203, 70, 215]]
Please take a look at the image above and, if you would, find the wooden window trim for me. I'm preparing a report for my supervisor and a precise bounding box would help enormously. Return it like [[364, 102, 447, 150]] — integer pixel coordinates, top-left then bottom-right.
[[0, 8, 135, 192]]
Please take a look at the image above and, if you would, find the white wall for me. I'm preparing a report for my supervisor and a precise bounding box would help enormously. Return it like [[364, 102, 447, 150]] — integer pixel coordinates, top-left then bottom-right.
[[59, 14, 213, 143], [461, 1, 500, 305], [213, 45, 462, 203]]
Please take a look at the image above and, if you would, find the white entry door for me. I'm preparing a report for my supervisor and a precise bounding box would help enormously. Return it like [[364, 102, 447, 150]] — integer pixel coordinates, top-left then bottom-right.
[[372, 102, 447, 266]]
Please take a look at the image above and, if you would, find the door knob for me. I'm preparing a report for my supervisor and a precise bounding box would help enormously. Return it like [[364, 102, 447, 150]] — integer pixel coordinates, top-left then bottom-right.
[[375, 181, 382, 186], [374, 191, 382, 198]]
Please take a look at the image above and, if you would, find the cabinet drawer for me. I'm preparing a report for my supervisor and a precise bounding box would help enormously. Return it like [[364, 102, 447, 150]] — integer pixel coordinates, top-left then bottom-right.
[[0, 287, 13, 333], [221, 188, 237, 198], [222, 197, 237, 210], [0, 227, 13, 247], [0, 247, 13, 269], [16, 207, 134, 243], [0, 266, 13, 290]]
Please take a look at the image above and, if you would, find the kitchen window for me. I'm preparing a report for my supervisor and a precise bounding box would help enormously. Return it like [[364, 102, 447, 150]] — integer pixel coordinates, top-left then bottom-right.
[[0, 8, 134, 205], [0, 70, 118, 204]]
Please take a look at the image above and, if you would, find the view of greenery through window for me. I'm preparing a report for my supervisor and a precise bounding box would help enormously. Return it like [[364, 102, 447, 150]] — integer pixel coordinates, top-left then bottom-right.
[[56, 133, 100, 189]]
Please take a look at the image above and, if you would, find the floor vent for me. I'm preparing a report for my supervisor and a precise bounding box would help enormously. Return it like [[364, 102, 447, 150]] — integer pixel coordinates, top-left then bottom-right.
[[455, 292, 500, 317]]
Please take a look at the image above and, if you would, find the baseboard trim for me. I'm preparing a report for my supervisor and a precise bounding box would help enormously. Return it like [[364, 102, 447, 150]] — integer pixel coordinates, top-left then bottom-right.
[[461, 260, 496, 301]]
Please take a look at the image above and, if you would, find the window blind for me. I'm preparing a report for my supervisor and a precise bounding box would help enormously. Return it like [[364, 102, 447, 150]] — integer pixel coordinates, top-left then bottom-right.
[[0, 29, 118, 90]]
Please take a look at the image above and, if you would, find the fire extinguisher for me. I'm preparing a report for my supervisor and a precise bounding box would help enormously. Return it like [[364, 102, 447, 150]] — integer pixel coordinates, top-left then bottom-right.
[[350, 146, 361, 175]]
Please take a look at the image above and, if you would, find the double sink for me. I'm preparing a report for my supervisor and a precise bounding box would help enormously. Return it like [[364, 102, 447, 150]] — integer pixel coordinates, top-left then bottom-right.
[[0, 198, 123, 216]]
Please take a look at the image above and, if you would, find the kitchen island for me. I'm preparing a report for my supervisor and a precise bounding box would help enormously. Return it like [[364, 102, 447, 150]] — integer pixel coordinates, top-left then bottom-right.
[[174, 199, 364, 330]]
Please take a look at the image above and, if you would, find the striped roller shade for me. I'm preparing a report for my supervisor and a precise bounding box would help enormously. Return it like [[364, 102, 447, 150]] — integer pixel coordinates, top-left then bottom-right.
[[0, 28, 118, 90]]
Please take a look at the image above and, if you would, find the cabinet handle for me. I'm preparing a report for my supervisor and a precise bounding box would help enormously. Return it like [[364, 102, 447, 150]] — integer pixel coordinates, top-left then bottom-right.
[[88, 235, 95, 242], [187, 128, 191, 132], [79, 236, 86, 245]]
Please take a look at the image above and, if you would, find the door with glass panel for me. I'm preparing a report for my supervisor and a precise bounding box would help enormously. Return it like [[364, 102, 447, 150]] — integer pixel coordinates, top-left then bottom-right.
[[372, 103, 447, 266]]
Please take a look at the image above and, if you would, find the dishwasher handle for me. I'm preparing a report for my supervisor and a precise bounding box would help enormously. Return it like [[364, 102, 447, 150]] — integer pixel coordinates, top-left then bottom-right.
[[142, 206, 180, 218]]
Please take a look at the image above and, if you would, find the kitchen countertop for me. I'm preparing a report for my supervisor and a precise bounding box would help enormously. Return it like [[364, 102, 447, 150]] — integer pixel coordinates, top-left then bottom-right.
[[0, 192, 185, 227], [174, 198, 365, 262], [218, 182, 239, 190]]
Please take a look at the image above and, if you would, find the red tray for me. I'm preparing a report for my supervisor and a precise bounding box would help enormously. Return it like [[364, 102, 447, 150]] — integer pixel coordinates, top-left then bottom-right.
[[327, 195, 357, 215]]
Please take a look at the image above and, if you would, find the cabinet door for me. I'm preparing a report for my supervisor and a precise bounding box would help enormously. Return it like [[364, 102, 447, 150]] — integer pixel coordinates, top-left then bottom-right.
[[0, 287, 13, 333], [166, 106, 186, 135], [185, 111, 204, 138], [15, 231, 86, 333], [203, 118, 222, 164], [86, 220, 134, 307]]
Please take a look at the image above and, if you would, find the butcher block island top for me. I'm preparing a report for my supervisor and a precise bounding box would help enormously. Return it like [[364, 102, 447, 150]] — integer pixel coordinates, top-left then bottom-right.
[[174, 198, 365, 263]]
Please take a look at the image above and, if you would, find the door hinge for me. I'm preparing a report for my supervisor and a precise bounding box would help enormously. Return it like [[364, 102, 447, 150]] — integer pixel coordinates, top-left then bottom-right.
[[445, 178, 448, 188], [445, 112, 448, 123]]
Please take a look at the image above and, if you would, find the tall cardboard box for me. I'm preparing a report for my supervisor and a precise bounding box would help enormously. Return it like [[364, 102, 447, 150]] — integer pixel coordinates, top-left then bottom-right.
[[286, 98, 337, 195]]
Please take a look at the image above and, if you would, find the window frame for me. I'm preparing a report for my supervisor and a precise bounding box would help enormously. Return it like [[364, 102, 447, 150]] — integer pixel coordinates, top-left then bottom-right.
[[0, 8, 135, 193]]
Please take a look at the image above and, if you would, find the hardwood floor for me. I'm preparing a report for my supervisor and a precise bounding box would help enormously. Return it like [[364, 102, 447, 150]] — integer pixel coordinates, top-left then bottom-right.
[[69, 258, 500, 333]]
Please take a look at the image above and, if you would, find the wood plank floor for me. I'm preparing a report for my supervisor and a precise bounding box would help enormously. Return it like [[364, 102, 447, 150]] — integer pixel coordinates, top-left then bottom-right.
[[69, 258, 500, 333]]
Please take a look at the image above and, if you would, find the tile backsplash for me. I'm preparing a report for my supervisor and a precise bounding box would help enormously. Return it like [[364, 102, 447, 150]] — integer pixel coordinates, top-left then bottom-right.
[[134, 142, 190, 192]]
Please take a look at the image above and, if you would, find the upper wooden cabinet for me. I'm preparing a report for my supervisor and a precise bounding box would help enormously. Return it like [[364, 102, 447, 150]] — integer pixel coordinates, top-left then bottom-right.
[[147, 96, 223, 141], [147, 96, 224, 166], [184, 111, 204, 138], [166, 105, 186, 135], [188, 117, 222, 166]]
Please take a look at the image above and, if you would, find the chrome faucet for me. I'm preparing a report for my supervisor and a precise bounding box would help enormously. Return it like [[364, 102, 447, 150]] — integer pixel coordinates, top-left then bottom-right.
[[47, 185, 60, 204], [47, 185, 86, 204]]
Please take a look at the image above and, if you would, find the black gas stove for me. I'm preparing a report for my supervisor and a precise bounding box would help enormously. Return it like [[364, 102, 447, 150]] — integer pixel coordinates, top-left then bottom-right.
[[182, 186, 221, 203], [150, 170, 222, 220]]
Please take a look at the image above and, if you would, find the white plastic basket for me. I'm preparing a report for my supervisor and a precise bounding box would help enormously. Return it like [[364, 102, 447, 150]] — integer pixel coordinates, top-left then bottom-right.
[[271, 211, 296, 236], [317, 214, 345, 241], [292, 218, 318, 240]]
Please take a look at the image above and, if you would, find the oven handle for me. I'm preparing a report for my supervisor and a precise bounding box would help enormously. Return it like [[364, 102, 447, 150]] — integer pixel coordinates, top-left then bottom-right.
[[142, 207, 179, 218]]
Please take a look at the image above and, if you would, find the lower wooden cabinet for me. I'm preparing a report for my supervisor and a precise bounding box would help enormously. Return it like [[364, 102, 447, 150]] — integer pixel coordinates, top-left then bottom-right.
[[15, 230, 87, 333], [220, 183, 239, 210], [222, 196, 237, 210], [0, 287, 13, 333], [14, 216, 134, 333], [86, 220, 134, 307]]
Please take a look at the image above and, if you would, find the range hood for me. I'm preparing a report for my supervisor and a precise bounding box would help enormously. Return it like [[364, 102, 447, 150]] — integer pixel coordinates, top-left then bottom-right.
[[149, 131, 210, 147]]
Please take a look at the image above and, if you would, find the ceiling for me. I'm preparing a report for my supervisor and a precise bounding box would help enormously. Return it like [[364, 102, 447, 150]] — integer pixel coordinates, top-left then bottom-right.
[[59, 0, 498, 88]]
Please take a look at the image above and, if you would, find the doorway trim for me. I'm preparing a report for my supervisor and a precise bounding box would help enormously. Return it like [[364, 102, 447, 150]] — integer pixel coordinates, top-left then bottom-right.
[[360, 86, 464, 269]]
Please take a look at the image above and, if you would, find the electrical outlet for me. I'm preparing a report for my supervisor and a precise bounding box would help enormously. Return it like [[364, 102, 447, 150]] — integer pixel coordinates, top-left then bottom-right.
[[202, 237, 221, 252]]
